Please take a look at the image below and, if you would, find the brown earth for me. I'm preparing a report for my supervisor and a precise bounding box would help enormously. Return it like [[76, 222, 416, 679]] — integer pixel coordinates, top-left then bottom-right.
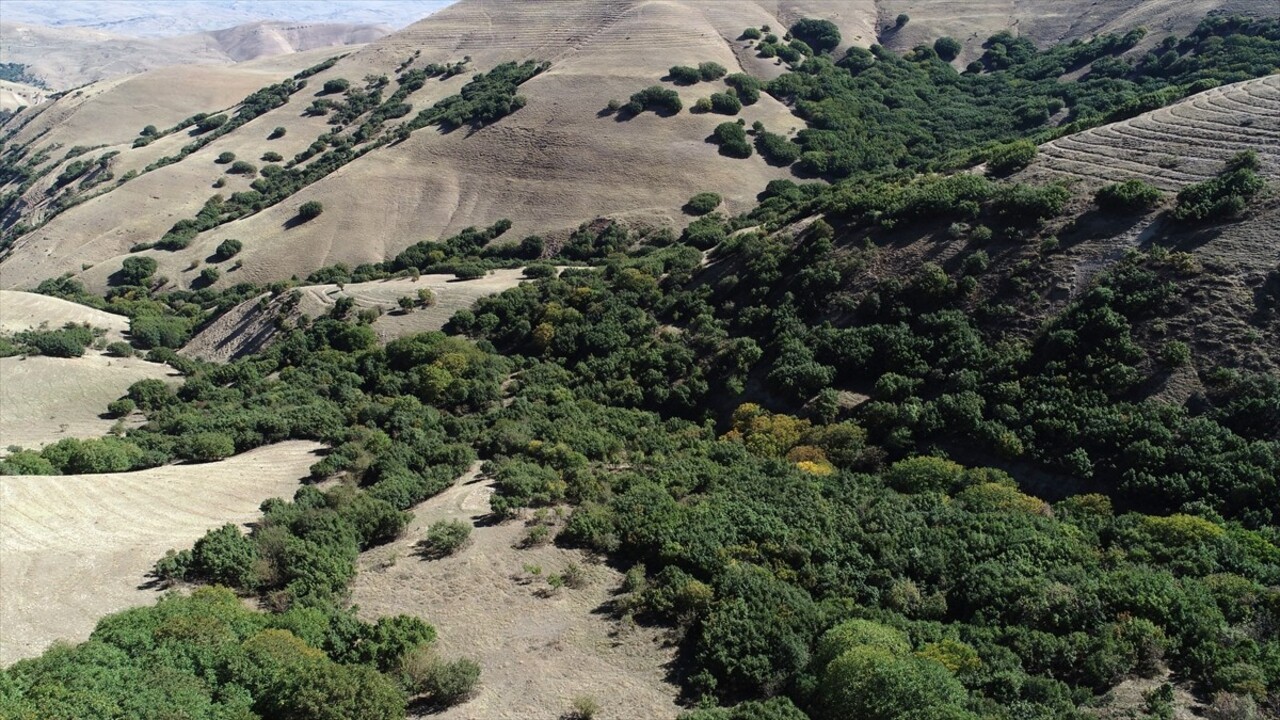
[[0, 20, 390, 91], [0, 440, 324, 665], [351, 464, 683, 720], [8, 1, 1269, 292]]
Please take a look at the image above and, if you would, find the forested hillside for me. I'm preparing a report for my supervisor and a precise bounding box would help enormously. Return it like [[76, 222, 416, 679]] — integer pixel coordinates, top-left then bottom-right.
[[1, 8, 1278, 720]]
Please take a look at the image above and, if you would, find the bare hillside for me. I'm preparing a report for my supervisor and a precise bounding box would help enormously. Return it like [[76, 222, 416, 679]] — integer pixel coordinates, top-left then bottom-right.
[[0, 441, 322, 665], [0, 20, 391, 91], [2, 0, 1276, 293]]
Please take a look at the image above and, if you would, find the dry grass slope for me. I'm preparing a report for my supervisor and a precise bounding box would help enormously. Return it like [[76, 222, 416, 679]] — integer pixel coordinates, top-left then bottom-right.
[[0, 440, 323, 665], [1, 0, 1276, 291], [1024, 75, 1280, 191], [352, 464, 682, 720], [0, 20, 390, 91]]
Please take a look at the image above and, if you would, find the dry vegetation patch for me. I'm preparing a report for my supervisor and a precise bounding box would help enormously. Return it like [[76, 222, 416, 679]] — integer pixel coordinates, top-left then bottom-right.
[[351, 465, 682, 720]]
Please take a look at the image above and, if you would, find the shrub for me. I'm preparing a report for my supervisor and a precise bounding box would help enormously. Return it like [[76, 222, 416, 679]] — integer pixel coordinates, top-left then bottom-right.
[[1096, 179, 1163, 213], [685, 192, 722, 215], [215, 238, 243, 260], [228, 161, 256, 175], [724, 73, 761, 105], [322, 78, 350, 94], [934, 36, 963, 61], [524, 263, 556, 279], [1172, 152, 1264, 223], [986, 140, 1037, 176], [682, 215, 728, 249], [710, 92, 742, 115], [626, 86, 682, 115], [569, 696, 600, 720], [454, 265, 486, 280], [896, 13, 910, 27], [268, 126, 286, 139], [195, 114, 228, 133], [181, 431, 236, 462], [215, 151, 236, 164], [698, 62, 728, 81], [120, 255, 157, 286], [105, 341, 135, 358], [261, 151, 284, 162], [712, 122, 752, 158], [742, 27, 762, 40], [668, 65, 701, 85], [199, 267, 221, 285], [107, 398, 136, 417], [139, 125, 158, 137], [790, 18, 842, 53], [755, 130, 800, 166], [418, 519, 472, 558], [129, 315, 192, 349], [298, 201, 324, 222]]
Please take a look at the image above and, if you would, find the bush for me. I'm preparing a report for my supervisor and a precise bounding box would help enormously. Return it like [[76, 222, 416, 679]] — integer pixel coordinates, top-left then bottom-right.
[[105, 341, 135, 358], [107, 398, 136, 418], [524, 263, 556, 279], [568, 696, 600, 720], [129, 315, 192, 349], [685, 192, 722, 215], [16, 324, 97, 358], [120, 255, 158, 286], [402, 646, 480, 707], [742, 28, 762, 41], [182, 431, 236, 462], [698, 62, 728, 81], [298, 201, 324, 222], [896, 13, 910, 27], [261, 151, 284, 162], [626, 85, 682, 116], [269, 126, 286, 139], [710, 92, 742, 115], [682, 215, 728, 249], [668, 65, 701, 85], [1096, 179, 1163, 213], [228, 160, 256, 175], [195, 114, 228, 133], [215, 151, 236, 164], [1172, 152, 1264, 223], [418, 519, 472, 558], [215, 238, 243, 260], [986, 140, 1037, 176], [322, 78, 350, 94], [790, 19, 842, 53], [934, 36, 963, 61], [724, 73, 761, 105], [712, 122, 752, 158], [454, 265, 486, 280], [756, 130, 801, 166], [199, 267, 221, 286]]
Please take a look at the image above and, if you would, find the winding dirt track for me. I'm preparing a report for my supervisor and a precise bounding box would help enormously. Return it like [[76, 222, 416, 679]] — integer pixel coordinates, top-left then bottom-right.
[[0, 441, 323, 665]]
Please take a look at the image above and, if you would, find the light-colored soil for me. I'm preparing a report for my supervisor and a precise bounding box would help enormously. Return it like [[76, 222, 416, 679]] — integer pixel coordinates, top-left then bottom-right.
[[1024, 75, 1280, 191], [351, 464, 683, 720], [0, 352, 177, 451], [5, 0, 1273, 291], [0, 440, 324, 665], [0, 20, 389, 91], [0, 289, 129, 341], [181, 269, 530, 361]]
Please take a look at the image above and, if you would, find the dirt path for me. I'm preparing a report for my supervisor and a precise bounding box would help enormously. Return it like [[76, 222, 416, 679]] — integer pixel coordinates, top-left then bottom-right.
[[0, 441, 323, 665], [351, 463, 683, 720]]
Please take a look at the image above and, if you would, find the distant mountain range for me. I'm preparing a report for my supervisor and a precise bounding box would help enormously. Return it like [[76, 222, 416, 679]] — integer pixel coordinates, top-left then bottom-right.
[[0, 1, 456, 36]]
